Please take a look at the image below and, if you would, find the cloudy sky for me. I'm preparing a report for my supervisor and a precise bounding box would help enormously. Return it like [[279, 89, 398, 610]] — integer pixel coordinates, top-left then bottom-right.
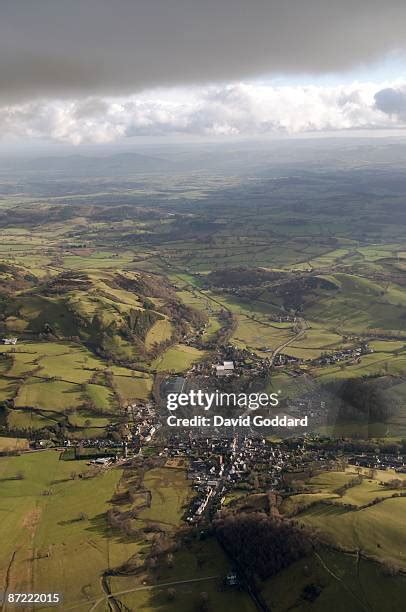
[[3, 0, 406, 147]]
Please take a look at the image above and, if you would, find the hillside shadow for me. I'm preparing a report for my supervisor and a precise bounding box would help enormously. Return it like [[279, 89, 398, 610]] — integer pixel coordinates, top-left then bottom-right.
[[86, 511, 142, 545]]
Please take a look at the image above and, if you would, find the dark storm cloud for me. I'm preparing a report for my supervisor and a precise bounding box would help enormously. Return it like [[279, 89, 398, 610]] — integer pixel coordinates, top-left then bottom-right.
[[1, 0, 406, 102], [374, 88, 406, 119]]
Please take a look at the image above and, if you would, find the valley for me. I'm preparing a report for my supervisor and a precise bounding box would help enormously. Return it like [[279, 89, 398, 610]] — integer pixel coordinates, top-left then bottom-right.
[[0, 143, 406, 610]]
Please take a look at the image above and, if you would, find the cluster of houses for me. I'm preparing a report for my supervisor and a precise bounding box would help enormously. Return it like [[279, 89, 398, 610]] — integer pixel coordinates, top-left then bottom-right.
[[311, 343, 373, 366], [161, 432, 343, 523], [285, 395, 328, 429], [273, 352, 301, 366], [185, 339, 376, 387], [125, 401, 159, 444], [348, 452, 406, 472], [187, 344, 271, 380], [63, 437, 118, 450], [59, 401, 160, 460], [212, 345, 271, 378], [269, 313, 295, 323], [259, 343, 374, 370]]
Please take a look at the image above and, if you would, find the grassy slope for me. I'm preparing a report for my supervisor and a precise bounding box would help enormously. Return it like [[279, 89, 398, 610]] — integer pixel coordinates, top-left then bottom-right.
[[152, 344, 207, 372], [145, 319, 173, 349], [0, 451, 139, 606], [138, 467, 193, 528], [289, 471, 406, 568], [110, 538, 256, 612], [263, 548, 406, 612]]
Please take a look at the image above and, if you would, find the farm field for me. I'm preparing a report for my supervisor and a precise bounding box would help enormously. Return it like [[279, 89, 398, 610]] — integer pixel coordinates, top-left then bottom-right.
[[0, 451, 140, 607], [63, 250, 135, 270], [289, 469, 406, 568], [152, 344, 207, 372], [284, 327, 345, 360], [145, 318, 173, 349], [299, 499, 406, 567], [262, 548, 406, 612], [232, 316, 294, 352], [0, 341, 154, 435], [14, 378, 83, 411], [4, 463, 222, 611], [112, 371, 153, 402], [137, 467, 193, 528], [109, 537, 256, 612]]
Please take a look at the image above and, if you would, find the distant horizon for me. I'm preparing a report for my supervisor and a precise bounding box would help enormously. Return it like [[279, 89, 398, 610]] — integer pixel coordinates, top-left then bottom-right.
[[4, 130, 406, 159]]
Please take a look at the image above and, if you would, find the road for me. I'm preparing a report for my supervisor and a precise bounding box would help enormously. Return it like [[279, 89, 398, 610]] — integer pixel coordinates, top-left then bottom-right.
[[269, 316, 308, 369]]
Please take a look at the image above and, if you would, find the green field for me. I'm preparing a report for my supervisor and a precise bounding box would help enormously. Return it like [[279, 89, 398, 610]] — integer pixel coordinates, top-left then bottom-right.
[[14, 378, 84, 411], [152, 344, 207, 372], [262, 548, 406, 612], [109, 538, 255, 612], [232, 316, 293, 352], [289, 470, 406, 568], [0, 341, 158, 433], [138, 467, 193, 528], [145, 318, 173, 349], [0, 451, 140, 606], [112, 371, 153, 401], [299, 499, 406, 567]]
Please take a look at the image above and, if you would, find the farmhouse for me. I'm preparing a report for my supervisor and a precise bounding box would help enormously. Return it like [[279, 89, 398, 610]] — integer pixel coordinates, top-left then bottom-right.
[[225, 572, 239, 587], [214, 360, 235, 377], [92, 457, 111, 466]]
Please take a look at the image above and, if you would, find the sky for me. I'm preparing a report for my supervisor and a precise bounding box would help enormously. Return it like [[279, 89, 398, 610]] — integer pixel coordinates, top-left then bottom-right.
[[3, 0, 406, 148]]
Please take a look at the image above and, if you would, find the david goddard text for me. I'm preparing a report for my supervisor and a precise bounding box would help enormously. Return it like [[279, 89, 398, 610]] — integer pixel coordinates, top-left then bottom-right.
[[164, 389, 310, 430]]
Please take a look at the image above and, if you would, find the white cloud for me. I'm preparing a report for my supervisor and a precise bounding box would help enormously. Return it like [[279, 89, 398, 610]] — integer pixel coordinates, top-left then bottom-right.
[[0, 80, 404, 145]]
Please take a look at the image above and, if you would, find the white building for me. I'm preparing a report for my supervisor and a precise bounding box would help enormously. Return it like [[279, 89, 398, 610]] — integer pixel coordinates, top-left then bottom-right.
[[215, 360, 234, 377], [93, 457, 111, 465], [223, 361, 234, 370]]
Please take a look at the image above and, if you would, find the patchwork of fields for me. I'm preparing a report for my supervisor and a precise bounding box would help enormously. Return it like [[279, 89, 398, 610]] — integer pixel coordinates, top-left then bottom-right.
[[0, 341, 153, 436], [0, 156, 405, 611], [283, 469, 406, 567]]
